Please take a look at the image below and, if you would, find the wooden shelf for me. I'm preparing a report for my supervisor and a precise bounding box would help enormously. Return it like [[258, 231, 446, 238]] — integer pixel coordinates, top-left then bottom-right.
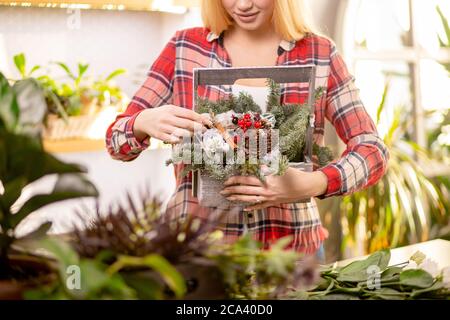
[[43, 138, 106, 153], [0, 0, 200, 11]]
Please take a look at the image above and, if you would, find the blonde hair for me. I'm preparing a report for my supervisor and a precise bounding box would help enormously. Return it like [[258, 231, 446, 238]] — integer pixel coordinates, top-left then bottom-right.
[[201, 0, 318, 41]]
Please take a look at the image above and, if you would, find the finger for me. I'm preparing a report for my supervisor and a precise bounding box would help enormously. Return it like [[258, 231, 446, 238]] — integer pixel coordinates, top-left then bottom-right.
[[200, 113, 214, 128], [224, 175, 264, 187], [166, 117, 201, 133], [157, 132, 181, 144], [172, 107, 213, 126], [226, 194, 266, 204], [161, 125, 192, 139], [220, 186, 267, 196]]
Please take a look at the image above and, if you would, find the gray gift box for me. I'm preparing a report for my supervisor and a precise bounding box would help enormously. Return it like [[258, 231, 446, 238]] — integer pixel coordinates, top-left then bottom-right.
[[192, 65, 317, 208]]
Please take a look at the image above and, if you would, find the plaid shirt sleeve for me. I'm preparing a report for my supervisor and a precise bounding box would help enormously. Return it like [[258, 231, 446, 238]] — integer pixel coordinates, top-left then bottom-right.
[[317, 43, 389, 199], [105, 33, 177, 161]]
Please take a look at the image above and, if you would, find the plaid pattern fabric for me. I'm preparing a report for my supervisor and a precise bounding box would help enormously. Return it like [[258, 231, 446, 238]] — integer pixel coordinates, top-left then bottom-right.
[[106, 28, 389, 254]]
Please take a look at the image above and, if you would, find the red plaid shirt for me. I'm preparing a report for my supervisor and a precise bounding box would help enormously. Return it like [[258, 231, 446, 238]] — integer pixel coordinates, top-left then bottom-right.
[[106, 28, 389, 254]]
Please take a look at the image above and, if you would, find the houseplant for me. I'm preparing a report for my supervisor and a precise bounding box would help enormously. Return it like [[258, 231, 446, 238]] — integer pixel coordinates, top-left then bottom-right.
[[11, 53, 127, 140], [0, 71, 98, 299], [43, 62, 127, 140], [335, 82, 450, 257], [25, 194, 319, 300]]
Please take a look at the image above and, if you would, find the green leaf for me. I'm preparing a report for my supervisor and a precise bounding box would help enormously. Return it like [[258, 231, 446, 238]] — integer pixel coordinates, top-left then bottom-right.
[[20, 221, 52, 240], [0, 177, 26, 211], [399, 269, 434, 288], [38, 237, 79, 273], [29, 65, 41, 76], [105, 69, 126, 82], [13, 53, 26, 78], [121, 272, 164, 300], [337, 250, 391, 282], [78, 63, 89, 78], [54, 62, 75, 80], [11, 177, 98, 228], [310, 293, 360, 300], [437, 5, 450, 47], [0, 73, 20, 131], [13, 78, 47, 137], [108, 255, 187, 299], [2, 131, 88, 185], [371, 288, 405, 300], [381, 266, 403, 281], [410, 281, 445, 298]]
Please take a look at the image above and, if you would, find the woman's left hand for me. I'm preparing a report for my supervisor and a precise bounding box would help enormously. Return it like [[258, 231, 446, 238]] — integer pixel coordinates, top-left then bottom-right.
[[220, 168, 329, 211]]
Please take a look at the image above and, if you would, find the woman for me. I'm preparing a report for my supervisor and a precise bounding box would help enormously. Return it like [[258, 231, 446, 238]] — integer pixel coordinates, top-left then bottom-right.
[[106, 0, 389, 258]]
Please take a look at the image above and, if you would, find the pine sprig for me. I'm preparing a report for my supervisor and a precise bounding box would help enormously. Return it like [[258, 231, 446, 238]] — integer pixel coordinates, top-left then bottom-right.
[[173, 81, 333, 182], [266, 78, 281, 110], [313, 144, 334, 168]]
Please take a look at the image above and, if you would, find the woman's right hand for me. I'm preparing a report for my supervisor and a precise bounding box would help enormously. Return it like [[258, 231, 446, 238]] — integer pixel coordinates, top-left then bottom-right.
[[133, 105, 213, 144]]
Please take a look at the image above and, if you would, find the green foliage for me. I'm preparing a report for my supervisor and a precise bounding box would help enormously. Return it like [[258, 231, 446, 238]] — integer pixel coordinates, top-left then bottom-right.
[[9, 53, 127, 118], [210, 235, 315, 299], [437, 6, 450, 73], [196, 91, 262, 115], [279, 106, 310, 161], [92, 68, 127, 107], [313, 144, 334, 168], [13, 53, 41, 79], [11, 53, 68, 121], [0, 71, 98, 278], [337, 83, 450, 254], [288, 249, 450, 300]]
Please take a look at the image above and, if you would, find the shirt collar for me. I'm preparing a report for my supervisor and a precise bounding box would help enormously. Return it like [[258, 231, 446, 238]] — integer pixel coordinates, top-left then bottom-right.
[[207, 31, 296, 52]]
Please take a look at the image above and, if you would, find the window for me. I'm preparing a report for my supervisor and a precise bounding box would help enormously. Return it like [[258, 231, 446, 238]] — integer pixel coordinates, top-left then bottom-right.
[[337, 0, 450, 163]]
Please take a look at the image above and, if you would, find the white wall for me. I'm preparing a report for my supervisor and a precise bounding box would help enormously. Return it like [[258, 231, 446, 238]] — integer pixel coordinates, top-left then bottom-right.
[[0, 7, 174, 96]]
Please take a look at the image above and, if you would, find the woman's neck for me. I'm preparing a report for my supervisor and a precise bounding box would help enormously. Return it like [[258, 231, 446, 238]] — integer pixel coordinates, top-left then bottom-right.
[[224, 24, 281, 47]]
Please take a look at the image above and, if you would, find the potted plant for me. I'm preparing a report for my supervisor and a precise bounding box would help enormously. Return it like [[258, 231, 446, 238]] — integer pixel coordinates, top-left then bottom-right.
[[333, 82, 450, 257], [43, 62, 127, 140], [11, 53, 127, 140], [24, 193, 319, 300], [0, 72, 98, 299]]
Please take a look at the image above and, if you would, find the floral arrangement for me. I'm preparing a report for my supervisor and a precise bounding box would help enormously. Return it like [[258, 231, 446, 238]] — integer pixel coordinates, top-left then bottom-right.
[[167, 80, 333, 184]]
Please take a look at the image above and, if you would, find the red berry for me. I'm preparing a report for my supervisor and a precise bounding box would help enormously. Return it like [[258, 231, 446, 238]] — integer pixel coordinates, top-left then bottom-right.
[[254, 121, 262, 129], [244, 113, 251, 120], [245, 120, 252, 128], [238, 119, 245, 128]]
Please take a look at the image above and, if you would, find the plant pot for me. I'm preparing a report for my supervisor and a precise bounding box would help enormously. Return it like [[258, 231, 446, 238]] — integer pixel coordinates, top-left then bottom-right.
[[196, 161, 314, 208], [43, 113, 98, 140], [0, 255, 57, 300], [43, 115, 97, 140]]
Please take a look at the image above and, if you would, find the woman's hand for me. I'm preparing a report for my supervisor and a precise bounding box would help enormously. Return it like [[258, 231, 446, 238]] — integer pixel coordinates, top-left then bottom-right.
[[220, 168, 329, 211], [133, 105, 213, 144]]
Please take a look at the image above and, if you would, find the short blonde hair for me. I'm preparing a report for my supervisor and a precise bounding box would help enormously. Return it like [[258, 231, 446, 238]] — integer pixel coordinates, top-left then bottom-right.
[[201, 0, 318, 41]]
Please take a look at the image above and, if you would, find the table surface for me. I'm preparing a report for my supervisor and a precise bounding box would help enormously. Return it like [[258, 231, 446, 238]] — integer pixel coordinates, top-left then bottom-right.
[[337, 239, 450, 269]]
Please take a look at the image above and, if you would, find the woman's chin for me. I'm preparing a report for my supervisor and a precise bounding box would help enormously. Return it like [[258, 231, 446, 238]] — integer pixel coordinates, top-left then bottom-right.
[[234, 20, 266, 31]]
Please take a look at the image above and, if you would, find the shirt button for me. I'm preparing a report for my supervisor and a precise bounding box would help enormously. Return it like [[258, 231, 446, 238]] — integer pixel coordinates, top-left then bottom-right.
[[247, 212, 254, 219]]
